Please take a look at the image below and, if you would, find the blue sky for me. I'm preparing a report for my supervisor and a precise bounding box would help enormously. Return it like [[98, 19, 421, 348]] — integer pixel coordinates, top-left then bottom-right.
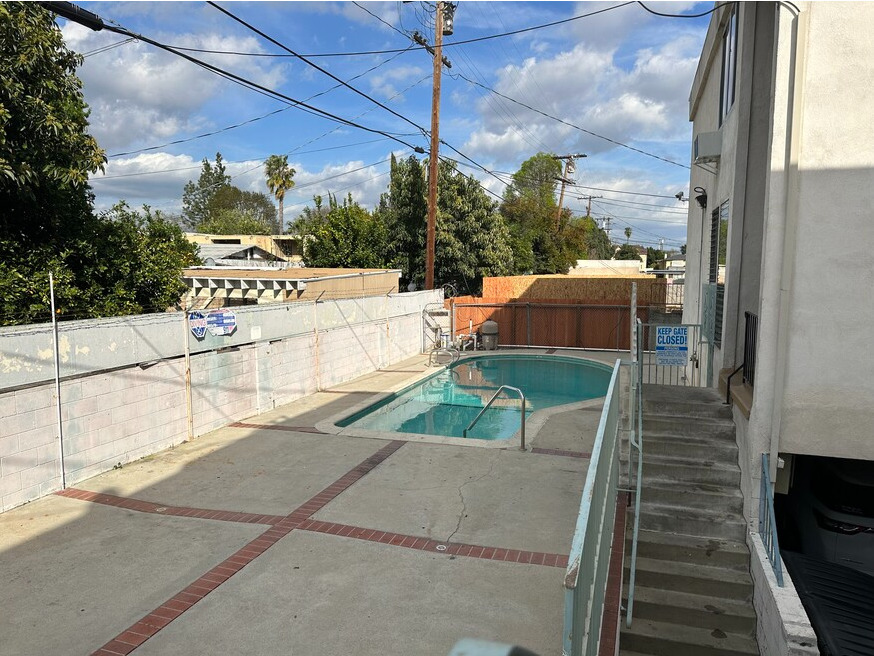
[[58, 1, 713, 251]]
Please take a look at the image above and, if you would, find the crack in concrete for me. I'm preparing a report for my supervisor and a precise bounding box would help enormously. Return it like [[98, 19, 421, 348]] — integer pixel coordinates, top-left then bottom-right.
[[445, 454, 498, 543]]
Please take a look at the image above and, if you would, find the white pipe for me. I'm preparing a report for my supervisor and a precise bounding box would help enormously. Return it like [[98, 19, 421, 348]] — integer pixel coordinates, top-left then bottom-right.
[[49, 273, 66, 489], [183, 303, 194, 441]]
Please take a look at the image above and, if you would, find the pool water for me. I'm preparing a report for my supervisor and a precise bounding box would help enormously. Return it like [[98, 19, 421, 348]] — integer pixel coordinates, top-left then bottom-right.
[[337, 354, 612, 440]]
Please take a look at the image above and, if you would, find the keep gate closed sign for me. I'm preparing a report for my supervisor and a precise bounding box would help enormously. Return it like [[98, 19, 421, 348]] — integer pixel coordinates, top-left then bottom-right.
[[655, 326, 688, 366]]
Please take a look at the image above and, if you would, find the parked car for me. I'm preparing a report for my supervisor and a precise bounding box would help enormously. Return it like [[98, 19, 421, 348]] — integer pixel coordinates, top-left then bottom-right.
[[786, 456, 874, 576], [782, 551, 874, 656]]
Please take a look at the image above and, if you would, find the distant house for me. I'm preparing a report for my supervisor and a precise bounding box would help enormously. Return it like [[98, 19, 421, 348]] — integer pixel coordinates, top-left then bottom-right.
[[182, 267, 402, 308], [186, 233, 304, 264], [663, 254, 685, 270], [195, 243, 282, 267]]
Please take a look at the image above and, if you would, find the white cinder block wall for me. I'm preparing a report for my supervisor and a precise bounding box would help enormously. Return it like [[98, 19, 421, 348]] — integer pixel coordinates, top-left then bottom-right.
[[0, 291, 440, 512]]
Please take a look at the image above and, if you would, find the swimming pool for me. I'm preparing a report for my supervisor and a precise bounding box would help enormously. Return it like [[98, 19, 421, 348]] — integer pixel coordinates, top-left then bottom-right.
[[336, 354, 612, 441]]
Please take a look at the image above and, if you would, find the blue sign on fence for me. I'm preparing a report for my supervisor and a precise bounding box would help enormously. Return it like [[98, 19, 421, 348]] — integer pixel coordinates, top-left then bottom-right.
[[655, 325, 688, 366], [189, 311, 207, 339], [207, 309, 237, 336]]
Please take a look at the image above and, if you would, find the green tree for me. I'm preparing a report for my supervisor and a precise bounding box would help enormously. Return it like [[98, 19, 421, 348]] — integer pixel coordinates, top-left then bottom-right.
[[614, 243, 641, 261], [303, 194, 389, 268], [196, 210, 272, 235], [197, 185, 276, 234], [374, 154, 427, 284], [647, 247, 666, 270], [264, 154, 295, 233], [375, 156, 512, 291], [500, 153, 595, 274], [624, 226, 632, 243], [432, 160, 513, 293], [0, 2, 104, 242], [181, 153, 231, 229], [97, 202, 201, 313]]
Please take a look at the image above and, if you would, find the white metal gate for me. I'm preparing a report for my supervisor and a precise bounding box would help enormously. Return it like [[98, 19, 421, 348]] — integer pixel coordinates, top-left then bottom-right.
[[636, 320, 708, 387]]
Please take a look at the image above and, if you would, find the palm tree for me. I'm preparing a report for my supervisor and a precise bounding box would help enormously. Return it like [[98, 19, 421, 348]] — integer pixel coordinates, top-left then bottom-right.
[[264, 155, 296, 233], [624, 226, 632, 243]]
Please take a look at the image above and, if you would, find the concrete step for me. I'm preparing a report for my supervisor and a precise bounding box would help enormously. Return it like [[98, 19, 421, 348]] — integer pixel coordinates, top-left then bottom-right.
[[642, 458, 741, 487], [643, 433, 738, 460], [636, 502, 747, 541], [620, 618, 758, 656], [643, 415, 736, 439], [642, 384, 725, 405], [622, 477, 744, 513], [627, 557, 753, 600], [643, 398, 734, 420], [623, 585, 757, 634], [630, 529, 750, 570]]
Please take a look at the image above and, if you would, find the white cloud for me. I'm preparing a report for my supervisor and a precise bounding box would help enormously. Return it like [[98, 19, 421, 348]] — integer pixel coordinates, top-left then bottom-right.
[[64, 23, 287, 152], [89, 152, 396, 219], [368, 65, 426, 99], [460, 33, 700, 164]]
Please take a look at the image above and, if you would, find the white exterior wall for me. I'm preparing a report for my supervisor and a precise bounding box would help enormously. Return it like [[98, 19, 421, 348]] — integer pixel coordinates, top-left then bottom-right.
[[774, 4, 874, 459], [749, 534, 818, 656], [0, 291, 440, 512]]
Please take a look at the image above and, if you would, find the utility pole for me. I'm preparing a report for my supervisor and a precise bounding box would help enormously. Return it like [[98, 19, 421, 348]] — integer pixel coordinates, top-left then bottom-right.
[[579, 194, 602, 217], [552, 153, 586, 228], [425, 3, 445, 291]]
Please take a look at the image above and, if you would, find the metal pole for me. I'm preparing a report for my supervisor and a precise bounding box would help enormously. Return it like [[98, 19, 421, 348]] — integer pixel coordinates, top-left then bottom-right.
[[49, 273, 66, 489], [526, 303, 531, 346], [313, 296, 322, 391], [425, 2, 444, 290], [183, 303, 194, 441], [520, 395, 526, 451]]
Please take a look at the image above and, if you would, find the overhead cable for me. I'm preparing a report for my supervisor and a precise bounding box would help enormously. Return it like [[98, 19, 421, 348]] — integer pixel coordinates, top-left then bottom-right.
[[208, 1, 429, 137], [450, 71, 689, 170], [156, 2, 634, 59]]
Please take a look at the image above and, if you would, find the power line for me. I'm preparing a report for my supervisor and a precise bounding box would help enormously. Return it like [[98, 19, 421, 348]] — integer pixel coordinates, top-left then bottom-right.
[[449, 71, 690, 170], [106, 44, 416, 158], [352, 1, 412, 39], [92, 139, 396, 180], [593, 197, 689, 214], [155, 2, 633, 59], [66, 16, 427, 153], [208, 2, 430, 138], [82, 36, 135, 57], [636, 1, 735, 19]]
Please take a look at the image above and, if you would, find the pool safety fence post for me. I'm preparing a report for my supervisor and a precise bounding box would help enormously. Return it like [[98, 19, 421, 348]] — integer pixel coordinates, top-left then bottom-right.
[[313, 299, 322, 391], [526, 302, 532, 346], [49, 272, 66, 489], [626, 348, 644, 628], [183, 301, 194, 442], [563, 359, 621, 656]]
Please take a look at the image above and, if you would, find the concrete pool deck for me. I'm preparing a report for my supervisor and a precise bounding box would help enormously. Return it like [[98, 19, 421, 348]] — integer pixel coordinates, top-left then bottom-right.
[[0, 349, 616, 656]]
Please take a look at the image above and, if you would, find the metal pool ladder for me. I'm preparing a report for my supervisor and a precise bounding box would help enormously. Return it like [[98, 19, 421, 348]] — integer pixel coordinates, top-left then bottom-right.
[[463, 385, 527, 450], [428, 347, 460, 366]]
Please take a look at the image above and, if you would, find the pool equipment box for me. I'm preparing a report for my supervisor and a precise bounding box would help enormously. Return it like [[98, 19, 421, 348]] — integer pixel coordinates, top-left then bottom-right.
[[655, 326, 688, 366]]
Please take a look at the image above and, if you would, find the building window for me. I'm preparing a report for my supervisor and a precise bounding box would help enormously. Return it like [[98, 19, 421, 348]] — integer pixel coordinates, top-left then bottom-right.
[[710, 201, 728, 347], [719, 6, 738, 125]]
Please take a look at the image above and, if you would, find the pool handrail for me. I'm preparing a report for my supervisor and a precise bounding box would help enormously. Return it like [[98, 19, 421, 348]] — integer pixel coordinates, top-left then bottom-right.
[[428, 347, 460, 367], [463, 384, 527, 450]]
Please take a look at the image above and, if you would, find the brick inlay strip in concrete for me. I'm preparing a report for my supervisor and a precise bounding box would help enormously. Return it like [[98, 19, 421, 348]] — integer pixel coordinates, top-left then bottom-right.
[[597, 492, 629, 656], [530, 448, 590, 459], [298, 519, 569, 568], [56, 488, 286, 526], [89, 440, 405, 655], [230, 421, 327, 434]]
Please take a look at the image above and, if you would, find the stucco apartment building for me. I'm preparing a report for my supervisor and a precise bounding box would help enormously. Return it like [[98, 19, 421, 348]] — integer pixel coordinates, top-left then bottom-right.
[[681, 5, 874, 651], [684, 1, 874, 522]]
